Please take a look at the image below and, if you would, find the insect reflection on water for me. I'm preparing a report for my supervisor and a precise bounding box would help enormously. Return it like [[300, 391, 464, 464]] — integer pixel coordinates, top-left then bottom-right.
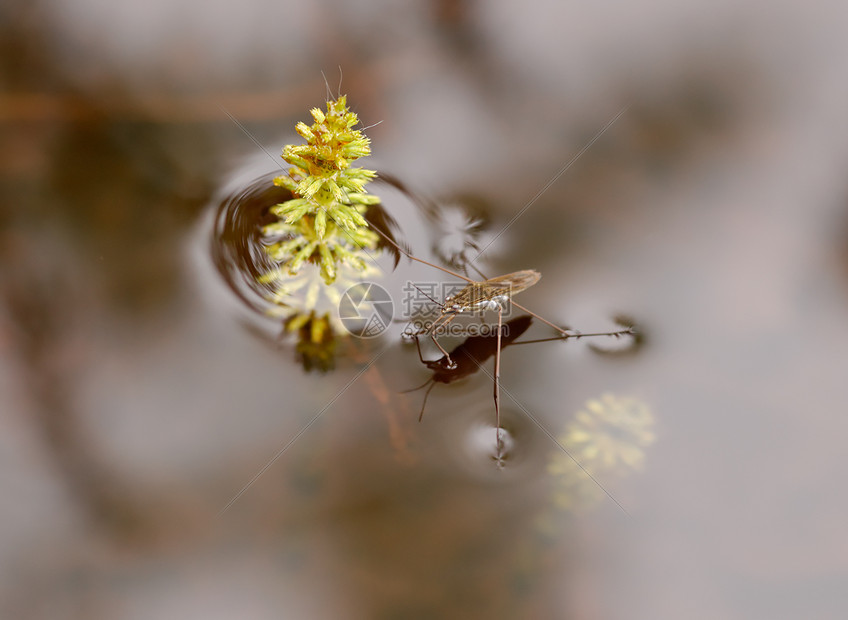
[[403, 314, 534, 420]]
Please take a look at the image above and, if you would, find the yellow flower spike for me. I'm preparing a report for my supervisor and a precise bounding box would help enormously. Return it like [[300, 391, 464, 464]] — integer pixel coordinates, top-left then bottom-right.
[[318, 243, 336, 284], [256, 95, 387, 370], [295, 122, 314, 141], [288, 241, 318, 273], [327, 179, 345, 202], [314, 209, 327, 239], [263, 94, 380, 286], [300, 177, 323, 199], [347, 193, 380, 206], [258, 271, 285, 287], [267, 239, 303, 261], [273, 176, 298, 192]]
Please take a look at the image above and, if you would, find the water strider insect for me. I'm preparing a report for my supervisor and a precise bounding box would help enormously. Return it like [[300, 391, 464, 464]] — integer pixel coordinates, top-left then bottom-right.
[[371, 225, 636, 461]]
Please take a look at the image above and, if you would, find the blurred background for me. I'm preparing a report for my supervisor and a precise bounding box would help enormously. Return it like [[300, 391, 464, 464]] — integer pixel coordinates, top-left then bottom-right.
[[2, 0, 848, 618]]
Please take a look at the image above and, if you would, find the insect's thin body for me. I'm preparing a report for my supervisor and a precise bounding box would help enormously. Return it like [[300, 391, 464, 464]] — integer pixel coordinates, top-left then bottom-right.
[[444, 270, 540, 313]]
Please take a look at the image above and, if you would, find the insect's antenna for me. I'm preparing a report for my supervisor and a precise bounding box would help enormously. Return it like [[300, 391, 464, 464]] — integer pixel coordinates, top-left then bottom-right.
[[371, 225, 477, 283], [410, 283, 444, 309]]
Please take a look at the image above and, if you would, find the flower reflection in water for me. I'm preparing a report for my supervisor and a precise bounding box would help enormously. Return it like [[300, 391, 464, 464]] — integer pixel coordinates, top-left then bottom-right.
[[260, 261, 382, 371], [548, 394, 655, 512]]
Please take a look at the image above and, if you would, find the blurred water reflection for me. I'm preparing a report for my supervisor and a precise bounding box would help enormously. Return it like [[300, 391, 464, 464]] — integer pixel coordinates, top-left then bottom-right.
[[3, 0, 848, 618]]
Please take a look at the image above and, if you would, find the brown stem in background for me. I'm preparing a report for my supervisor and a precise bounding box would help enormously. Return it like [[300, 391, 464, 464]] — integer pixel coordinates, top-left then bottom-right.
[[0, 236, 141, 536]]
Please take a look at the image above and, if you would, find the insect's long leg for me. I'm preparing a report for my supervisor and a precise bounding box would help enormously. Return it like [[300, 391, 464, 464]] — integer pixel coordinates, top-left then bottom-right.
[[510, 300, 570, 335], [412, 333, 427, 363], [426, 313, 459, 367], [371, 225, 477, 284], [494, 304, 503, 463], [424, 312, 452, 336], [429, 334, 453, 364], [510, 326, 635, 346], [410, 320, 450, 365]]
